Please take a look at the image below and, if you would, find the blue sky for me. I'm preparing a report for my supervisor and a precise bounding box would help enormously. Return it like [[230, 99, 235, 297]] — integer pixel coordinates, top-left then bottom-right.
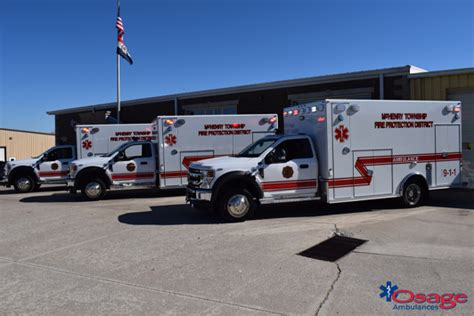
[[1, 0, 473, 133]]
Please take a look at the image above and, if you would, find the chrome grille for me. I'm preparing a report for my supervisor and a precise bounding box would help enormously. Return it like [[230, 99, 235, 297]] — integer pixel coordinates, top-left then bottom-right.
[[188, 168, 203, 187]]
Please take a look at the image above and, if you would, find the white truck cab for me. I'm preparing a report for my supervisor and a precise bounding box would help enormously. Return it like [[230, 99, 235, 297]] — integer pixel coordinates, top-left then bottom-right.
[[0, 123, 151, 193], [67, 114, 278, 200], [187, 99, 462, 221], [1, 145, 75, 193]]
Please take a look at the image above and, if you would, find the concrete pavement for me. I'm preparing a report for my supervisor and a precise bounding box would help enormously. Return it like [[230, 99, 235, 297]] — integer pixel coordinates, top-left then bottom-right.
[[0, 187, 472, 315]]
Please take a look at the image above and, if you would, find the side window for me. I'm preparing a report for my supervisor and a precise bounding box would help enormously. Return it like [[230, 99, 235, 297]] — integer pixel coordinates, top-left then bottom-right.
[[266, 139, 313, 164], [286, 139, 313, 160], [48, 147, 73, 160], [124, 144, 152, 160], [58, 147, 73, 159]]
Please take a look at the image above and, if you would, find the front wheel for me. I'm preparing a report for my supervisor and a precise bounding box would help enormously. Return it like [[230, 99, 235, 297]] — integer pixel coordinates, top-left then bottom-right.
[[401, 180, 426, 208], [217, 189, 256, 222], [13, 175, 36, 193], [80, 179, 106, 201]]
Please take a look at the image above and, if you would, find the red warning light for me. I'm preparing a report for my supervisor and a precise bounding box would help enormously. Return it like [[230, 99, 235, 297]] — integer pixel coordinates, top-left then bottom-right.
[[317, 117, 326, 122], [283, 111, 288, 116], [231, 123, 241, 128], [269, 116, 277, 123], [293, 109, 299, 115]]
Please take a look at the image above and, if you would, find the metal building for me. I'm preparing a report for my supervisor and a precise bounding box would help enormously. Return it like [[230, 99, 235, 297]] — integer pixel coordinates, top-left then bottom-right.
[[410, 68, 474, 187], [0, 128, 55, 161], [48, 65, 425, 145]]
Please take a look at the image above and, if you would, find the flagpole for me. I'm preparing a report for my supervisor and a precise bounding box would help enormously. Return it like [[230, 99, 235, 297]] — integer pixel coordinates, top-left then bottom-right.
[[116, 0, 121, 124], [117, 51, 121, 123]]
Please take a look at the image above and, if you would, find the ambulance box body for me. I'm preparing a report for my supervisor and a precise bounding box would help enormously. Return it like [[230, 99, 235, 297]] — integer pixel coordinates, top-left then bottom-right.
[[68, 114, 278, 200], [187, 100, 462, 221]]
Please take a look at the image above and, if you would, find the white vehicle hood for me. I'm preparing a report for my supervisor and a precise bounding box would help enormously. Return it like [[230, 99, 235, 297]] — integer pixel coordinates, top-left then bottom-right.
[[191, 156, 259, 170], [72, 156, 112, 167], [9, 158, 40, 167]]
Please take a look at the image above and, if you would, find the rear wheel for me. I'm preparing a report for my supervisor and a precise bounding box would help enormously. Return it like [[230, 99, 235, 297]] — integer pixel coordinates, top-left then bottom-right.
[[401, 180, 426, 207], [217, 189, 256, 222], [80, 178, 106, 200], [13, 174, 36, 193]]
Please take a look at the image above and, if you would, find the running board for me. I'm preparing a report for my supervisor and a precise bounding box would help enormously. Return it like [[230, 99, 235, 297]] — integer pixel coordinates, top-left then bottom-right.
[[260, 196, 321, 204], [109, 183, 156, 190]]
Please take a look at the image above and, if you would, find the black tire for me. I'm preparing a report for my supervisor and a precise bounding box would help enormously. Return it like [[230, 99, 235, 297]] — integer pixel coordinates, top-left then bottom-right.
[[13, 174, 36, 193], [80, 178, 106, 201], [401, 179, 426, 208], [217, 189, 256, 222]]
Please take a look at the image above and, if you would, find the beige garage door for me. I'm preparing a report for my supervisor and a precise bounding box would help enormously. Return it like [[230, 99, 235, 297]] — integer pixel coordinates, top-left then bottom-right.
[[448, 89, 474, 187]]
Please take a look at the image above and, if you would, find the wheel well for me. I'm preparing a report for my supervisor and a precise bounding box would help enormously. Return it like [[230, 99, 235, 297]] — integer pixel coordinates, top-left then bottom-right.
[[212, 173, 262, 203], [401, 174, 428, 195], [8, 166, 37, 184], [76, 168, 111, 189]]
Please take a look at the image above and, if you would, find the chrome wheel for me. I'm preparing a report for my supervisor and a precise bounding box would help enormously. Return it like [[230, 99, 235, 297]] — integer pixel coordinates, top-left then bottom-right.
[[405, 183, 421, 206], [16, 177, 32, 192], [226, 194, 250, 218], [85, 181, 103, 199]]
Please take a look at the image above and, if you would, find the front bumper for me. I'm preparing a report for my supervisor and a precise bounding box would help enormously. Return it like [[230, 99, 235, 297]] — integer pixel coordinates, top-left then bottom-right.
[[0, 176, 9, 187], [186, 187, 212, 202], [66, 178, 75, 188]]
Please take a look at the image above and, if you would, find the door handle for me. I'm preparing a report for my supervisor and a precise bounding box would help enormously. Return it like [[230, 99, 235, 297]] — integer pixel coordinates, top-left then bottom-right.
[[140, 161, 148, 165], [300, 164, 309, 169]]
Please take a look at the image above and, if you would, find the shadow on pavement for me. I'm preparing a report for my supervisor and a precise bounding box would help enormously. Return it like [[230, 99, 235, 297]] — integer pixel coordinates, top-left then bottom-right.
[[0, 186, 65, 195], [118, 199, 400, 226], [425, 189, 474, 210], [19, 189, 185, 203], [118, 189, 473, 225], [118, 205, 221, 225]]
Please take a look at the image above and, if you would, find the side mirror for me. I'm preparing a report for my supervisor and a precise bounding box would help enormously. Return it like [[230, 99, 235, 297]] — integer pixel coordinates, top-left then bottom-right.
[[275, 148, 287, 162], [45, 153, 56, 161], [257, 161, 264, 178], [115, 151, 126, 161], [265, 147, 287, 164]]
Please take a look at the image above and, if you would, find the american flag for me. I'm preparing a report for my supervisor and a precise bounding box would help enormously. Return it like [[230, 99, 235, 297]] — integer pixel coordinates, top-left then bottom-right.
[[116, 16, 133, 65]]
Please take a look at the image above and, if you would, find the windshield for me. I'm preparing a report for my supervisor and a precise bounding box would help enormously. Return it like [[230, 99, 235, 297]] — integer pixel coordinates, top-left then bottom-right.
[[32, 148, 51, 159], [237, 137, 278, 158], [104, 143, 130, 157]]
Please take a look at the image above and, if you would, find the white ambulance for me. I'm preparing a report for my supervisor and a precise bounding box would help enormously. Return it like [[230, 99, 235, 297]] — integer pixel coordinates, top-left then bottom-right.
[[67, 114, 278, 200], [186, 99, 462, 221], [1, 124, 151, 193]]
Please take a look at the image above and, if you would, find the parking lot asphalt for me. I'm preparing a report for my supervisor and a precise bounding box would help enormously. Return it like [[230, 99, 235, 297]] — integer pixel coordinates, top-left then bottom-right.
[[0, 187, 472, 315]]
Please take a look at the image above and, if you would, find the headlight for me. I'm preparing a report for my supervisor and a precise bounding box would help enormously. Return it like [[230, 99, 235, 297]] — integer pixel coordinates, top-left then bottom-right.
[[202, 169, 215, 179], [199, 169, 215, 189], [69, 164, 77, 174]]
